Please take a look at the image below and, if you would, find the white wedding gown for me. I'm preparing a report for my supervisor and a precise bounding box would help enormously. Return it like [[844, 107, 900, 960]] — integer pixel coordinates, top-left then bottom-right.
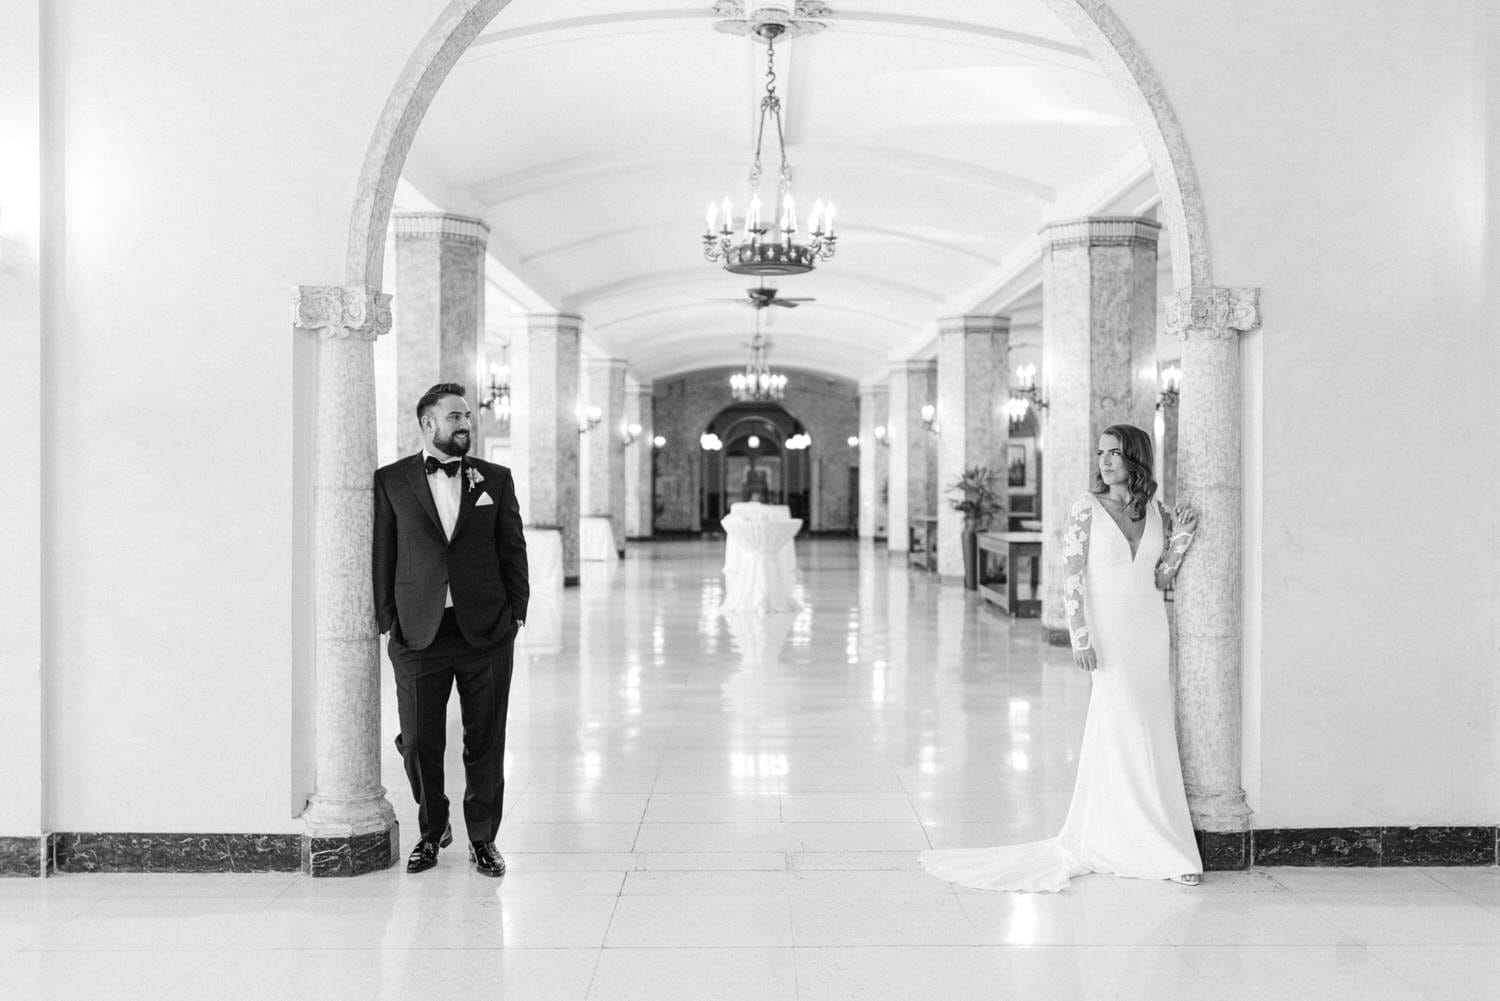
[[920, 493, 1202, 891]]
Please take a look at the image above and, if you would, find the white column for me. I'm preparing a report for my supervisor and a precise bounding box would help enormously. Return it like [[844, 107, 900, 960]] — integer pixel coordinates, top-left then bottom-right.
[[1166, 286, 1260, 837], [885, 360, 937, 555], [858, 385, 890, 540], [293, 286, 399, 876], [512, 314, 582, 585], [392, 213, 488, 457], [581, 358, 627, 555], [936, 316, 1011, 581], [1038, 217, 1161, 642], [624, 382, 654, 539]]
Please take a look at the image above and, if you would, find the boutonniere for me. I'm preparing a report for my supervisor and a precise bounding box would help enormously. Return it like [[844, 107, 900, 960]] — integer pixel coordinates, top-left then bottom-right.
[[464, 465, 484, 493]]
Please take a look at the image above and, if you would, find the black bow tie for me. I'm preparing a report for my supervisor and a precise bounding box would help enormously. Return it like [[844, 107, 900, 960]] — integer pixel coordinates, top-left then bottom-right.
[[425, 456, 461, 478]]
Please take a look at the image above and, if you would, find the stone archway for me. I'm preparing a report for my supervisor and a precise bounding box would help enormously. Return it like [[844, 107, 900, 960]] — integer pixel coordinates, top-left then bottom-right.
[[293, 0, 1258, 873]]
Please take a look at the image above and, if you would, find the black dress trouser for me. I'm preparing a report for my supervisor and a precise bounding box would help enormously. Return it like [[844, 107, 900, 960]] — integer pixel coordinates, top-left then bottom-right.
[[389, 608, 515, 845]]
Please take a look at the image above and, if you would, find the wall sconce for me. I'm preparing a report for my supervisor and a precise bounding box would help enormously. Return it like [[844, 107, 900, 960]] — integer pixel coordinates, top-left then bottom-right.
[[920, 404, 940, 436], [578, 405, 603, 435], [747, 434, 761, 449], [652, 434, 667, 449], [786, 432, 811, 451], [872, 424, 890, 448], [479, 362, 512, 419], [1157, 364, 1182, 411], [847, 435, 860, 448], [1006, 397, 1031, 427], [1011, 363, 1049, 417], [621, 422, 643, 445], [700, 432, 723, 451]]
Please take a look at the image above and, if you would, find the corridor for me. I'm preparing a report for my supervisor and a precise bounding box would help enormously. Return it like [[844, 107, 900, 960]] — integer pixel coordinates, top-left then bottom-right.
[[4, 540, 1498, 1000]]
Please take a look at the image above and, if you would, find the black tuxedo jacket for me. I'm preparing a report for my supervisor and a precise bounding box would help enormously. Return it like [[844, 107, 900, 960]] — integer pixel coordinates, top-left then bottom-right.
[[373, 454, 529, 650]]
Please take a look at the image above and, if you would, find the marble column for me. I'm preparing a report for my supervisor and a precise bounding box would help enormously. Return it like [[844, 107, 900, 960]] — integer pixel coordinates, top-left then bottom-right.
[[857, 385, 890, 540], [1161, 391, 1180, 503], [582, 358, 628, 555], [1166, 286, 1260, 860], [1038, 217, 1161, 642], [624, 382, 654, 539], [936, 316, 1011, 581], [392, 212, 488, 456], [885, 360, 938, 555], [293, 286, 399, 877], [512, 313, 582, 585]]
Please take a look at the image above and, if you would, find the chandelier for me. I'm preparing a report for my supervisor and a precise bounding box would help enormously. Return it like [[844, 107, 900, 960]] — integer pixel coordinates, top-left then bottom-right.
[[702, 2, 836, 277], [729, 329, 787, 401]]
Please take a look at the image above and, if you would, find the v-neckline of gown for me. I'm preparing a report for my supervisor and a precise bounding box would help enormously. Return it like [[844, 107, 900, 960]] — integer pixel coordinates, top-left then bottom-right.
[[1091, 492, 1147, 562]]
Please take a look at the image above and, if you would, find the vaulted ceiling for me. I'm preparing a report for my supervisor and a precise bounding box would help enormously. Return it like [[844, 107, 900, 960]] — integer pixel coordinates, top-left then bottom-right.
[[401, 0, 1156, 382]]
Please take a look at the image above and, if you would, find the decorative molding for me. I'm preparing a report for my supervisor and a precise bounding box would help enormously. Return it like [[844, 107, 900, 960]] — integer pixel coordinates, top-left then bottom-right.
[[292, 285, 393, 341], [392, 211, 491, 244], [1039, 216, 1162, 250], [1164, 286, 1262, 340]]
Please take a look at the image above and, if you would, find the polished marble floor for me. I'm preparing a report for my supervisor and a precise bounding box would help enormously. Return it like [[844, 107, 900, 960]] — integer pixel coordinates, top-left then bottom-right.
[[5, 539, 1499, 999]]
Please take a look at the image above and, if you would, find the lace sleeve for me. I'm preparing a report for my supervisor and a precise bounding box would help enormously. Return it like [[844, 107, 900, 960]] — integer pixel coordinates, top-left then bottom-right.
[[1062, 495, 1092, 651], [1155, 500, 1194, 590]]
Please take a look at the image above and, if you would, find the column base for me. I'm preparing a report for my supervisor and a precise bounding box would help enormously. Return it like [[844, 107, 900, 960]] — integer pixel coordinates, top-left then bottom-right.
[[1196, 830, 1250, 871], [301, 824, 399, 877], [300, 794, 400, 877], [564, 575, 580, 587]]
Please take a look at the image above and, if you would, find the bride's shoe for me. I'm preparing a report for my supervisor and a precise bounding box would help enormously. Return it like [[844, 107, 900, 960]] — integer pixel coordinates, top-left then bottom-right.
[[1169, 873, 1200, 886]]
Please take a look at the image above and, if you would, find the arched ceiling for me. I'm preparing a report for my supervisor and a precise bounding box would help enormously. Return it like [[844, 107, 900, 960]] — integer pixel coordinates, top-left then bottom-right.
[[402, 0, 1154, 383]]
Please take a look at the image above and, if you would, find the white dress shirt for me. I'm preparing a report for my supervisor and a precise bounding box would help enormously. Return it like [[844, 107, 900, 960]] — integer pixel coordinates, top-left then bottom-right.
[[423, 448, 462, 608]]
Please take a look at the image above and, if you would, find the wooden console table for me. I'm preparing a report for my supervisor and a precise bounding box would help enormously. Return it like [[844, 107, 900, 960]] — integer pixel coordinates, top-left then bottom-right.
[[977, 531, 1043, 617], [909, 516, 938, 571]]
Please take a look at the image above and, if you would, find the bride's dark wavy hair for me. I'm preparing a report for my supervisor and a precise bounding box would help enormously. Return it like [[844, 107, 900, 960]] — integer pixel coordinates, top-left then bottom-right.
[[1091, 423, 1157, 521]]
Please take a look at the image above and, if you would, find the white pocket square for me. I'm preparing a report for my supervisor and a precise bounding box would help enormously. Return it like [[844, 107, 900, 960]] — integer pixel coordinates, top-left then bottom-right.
[[475, 493, 495, 507]]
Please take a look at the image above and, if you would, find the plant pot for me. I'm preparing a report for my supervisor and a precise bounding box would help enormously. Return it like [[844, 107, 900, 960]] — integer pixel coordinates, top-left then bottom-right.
[[961, 528, 979, 590]]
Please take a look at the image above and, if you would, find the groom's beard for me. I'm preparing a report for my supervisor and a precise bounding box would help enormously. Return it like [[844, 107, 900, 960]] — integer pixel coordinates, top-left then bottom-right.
[[433, 429, 471, 457]]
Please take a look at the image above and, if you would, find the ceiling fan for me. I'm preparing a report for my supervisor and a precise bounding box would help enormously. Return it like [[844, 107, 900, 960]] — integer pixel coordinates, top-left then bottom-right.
[[707, 285, 816, 310]]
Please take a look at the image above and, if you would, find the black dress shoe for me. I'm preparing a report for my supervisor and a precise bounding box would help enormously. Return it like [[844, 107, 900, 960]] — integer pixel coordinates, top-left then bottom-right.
[[469, 840, 506, 878], [406, 822, 453, 874]]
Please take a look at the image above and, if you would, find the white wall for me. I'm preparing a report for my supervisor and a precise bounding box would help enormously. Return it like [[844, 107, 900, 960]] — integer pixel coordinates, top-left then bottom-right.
[[32, 0, 436, 832], [1114, 0, 1498, 825], [0, 0, 47, 837]]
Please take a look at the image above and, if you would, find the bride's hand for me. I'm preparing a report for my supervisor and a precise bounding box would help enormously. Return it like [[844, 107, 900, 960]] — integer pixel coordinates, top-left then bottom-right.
[[1073, 647, 1098, 672], [1173, 503, 1199, 533]]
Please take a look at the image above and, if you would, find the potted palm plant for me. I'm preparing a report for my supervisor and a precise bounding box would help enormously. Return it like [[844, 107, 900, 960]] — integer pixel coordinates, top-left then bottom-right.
[[947, 465, 1004, 590]]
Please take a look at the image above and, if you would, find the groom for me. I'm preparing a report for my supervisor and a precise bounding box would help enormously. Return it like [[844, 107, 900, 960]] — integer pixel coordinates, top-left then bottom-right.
[[373, 382, 529, 877]]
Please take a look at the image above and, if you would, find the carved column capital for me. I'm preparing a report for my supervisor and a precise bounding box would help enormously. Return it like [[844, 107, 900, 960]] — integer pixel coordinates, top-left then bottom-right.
[[1040, 215, 1162, 250], [1165, 286, 1262, 341], [292, 285, 392, 341], [392, 212, 491, 245]]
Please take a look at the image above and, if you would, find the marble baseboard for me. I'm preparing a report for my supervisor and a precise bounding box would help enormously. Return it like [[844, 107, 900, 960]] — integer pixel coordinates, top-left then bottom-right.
[[1216, 827, 1500, 869], [564, 575, 580, 587], [52, 833, 301, 874], [302, 826, 399, 878], [0, 836, 49, 877]]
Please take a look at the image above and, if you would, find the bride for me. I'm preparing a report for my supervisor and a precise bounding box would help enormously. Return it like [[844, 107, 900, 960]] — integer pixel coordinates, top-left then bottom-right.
[[921, 423, 1203, 891]]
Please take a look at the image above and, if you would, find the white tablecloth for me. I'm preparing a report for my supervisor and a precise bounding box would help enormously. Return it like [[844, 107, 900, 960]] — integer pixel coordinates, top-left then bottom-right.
[[720, 517, 802, 613], [579, 515, 618, 561], [723, 503, 798, 583]]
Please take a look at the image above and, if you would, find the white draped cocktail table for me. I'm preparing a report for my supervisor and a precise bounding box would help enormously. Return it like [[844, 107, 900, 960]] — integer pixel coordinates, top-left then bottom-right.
[[720, 516, 802, 613]]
